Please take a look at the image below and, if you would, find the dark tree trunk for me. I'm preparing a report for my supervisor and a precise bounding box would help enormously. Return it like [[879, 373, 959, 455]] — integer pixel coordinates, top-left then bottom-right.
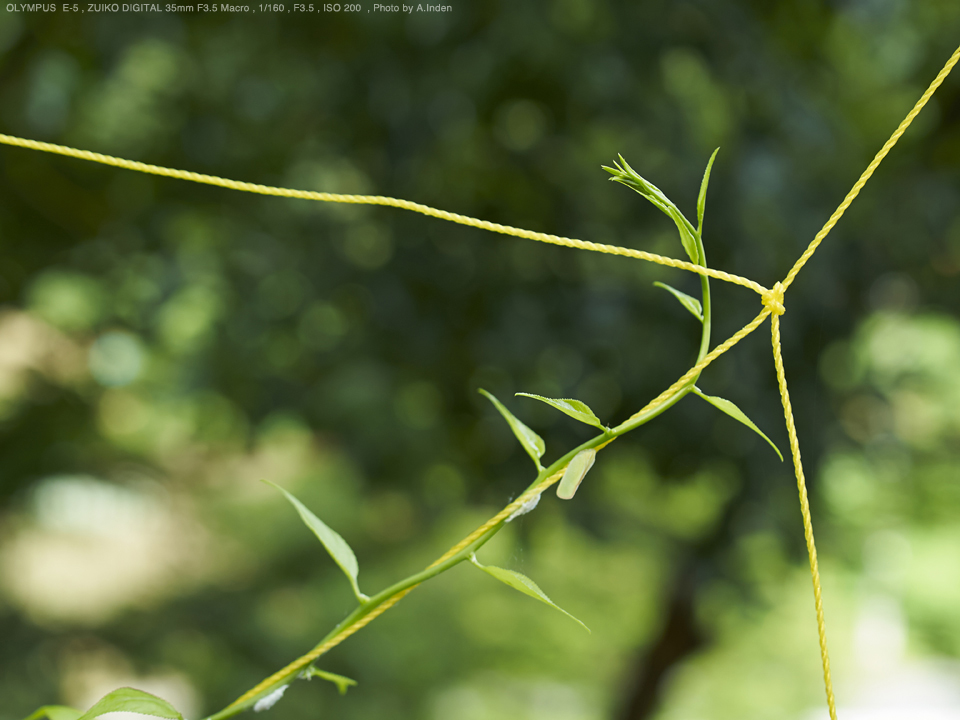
[[617, 565, 705, 720]]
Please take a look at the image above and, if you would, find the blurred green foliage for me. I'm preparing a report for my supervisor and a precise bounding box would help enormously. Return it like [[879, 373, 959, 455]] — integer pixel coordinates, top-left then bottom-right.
[[1, 2, 960, 719]]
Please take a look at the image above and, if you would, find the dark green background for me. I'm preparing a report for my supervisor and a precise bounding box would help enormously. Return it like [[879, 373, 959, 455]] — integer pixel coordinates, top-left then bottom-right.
[[2, 2, 960, 718]]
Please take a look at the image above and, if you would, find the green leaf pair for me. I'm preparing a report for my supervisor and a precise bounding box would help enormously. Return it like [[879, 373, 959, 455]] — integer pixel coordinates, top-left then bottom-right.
[[479, 389, 609, 473], [23, 688, 183, 720], [264, 479, 367, 603], [469, 553, 589, 632], [692, 386, 783, 462]]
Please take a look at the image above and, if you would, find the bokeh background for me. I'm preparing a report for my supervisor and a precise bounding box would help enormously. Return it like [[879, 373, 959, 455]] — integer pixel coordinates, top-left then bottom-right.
[[2, 2, 960, 718]]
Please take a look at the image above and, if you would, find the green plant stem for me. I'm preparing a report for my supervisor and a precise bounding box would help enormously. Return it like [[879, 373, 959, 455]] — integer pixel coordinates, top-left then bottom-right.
[[203, 233, 714, 720]]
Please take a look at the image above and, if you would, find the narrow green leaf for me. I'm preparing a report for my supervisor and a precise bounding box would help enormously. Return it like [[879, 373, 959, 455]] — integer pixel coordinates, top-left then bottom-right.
[[470, 554, 589, 632], [653, 282, 703, 322], [669, 209, 700, 262], [479, 389, 545, 470], [264, 480, 367, 602], [557, 448, 597, 500], [692, 387, 784, 461], [302, 668, 358, 695], [22, 707, 82, 720], [76, 689, 183, 720], [697, 148, 720, 234], [515, 393, 604, 428]]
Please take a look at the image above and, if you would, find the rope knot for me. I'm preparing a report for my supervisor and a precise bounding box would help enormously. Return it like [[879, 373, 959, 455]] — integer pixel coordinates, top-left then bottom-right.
[[762, 282, 786, 316]]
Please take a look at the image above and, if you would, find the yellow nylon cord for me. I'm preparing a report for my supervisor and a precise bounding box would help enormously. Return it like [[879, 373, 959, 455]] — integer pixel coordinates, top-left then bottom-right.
[[229, 311, 771, 708], [229, 306, 771, 709], [0, 132, 762, 294], [782, 44, 960, 291], [4, 43, 958, 719], [623, 308, 770, 426], [767, 45, 959, 720], [228, 469, 565, 708], [771, 308, 836, 718]]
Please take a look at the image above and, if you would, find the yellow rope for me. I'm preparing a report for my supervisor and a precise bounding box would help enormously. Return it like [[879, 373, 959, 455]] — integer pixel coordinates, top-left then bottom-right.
[[228, 469, 565, 708], [4, 43, 958, 719], [766, 45, 959, 720], [782, 44, 960, 291], [623, 308, 771, 425], [771, 309, 837, 718], [0, 132, 762, 295]]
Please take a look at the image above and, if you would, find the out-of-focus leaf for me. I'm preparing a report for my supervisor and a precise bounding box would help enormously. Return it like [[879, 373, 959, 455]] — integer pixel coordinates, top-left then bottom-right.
[[76, 689, 182, 720], [469, 554, 589, 632], [479, 389, 545, 470], [515, 393, 604, 428], [692, 387, 783, 461], [22, 707, 82, 720], [302, 667, 358, 695], [264, 479, 367, 602], [697, 148, 719, 234], [653, 282, 703, 322], [556, 448, 597, 500]]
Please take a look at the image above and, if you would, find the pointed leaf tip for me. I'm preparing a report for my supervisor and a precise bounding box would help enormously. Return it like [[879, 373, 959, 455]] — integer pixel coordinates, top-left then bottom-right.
[[264, 480, 366, 602], [697, 148, 719, 234], [479, 389, 545, 470], [470, 554, 590, 632], [653, 282, 703, 322], [692, 387, 783, 462], [76, 688, 183, 720], [515, 393, 604, 428]]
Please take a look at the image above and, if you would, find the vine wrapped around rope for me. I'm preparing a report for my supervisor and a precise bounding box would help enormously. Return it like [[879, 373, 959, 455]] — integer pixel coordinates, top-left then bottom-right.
[[6, 42, 959, 720]]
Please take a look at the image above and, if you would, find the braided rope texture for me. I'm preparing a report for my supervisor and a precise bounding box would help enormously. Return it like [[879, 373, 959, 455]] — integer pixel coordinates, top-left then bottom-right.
[[2, 43, 957, 719]]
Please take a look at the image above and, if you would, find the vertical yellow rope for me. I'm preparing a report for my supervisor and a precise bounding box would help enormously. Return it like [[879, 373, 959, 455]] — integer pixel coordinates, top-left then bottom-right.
[[766, 45, 959, 718], [768, 295, 837, 720]]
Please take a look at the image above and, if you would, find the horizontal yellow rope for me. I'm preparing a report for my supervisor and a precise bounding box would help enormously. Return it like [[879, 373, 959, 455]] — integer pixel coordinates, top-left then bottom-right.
[[0, 132, 763, 295]]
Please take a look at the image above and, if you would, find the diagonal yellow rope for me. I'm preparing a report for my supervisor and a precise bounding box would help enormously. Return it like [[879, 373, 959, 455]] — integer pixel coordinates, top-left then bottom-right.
[[227, 467, 567, 708], [227, 310, 774, 709], [3, 42, 958, 719], [783, 43, 960, 291]]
